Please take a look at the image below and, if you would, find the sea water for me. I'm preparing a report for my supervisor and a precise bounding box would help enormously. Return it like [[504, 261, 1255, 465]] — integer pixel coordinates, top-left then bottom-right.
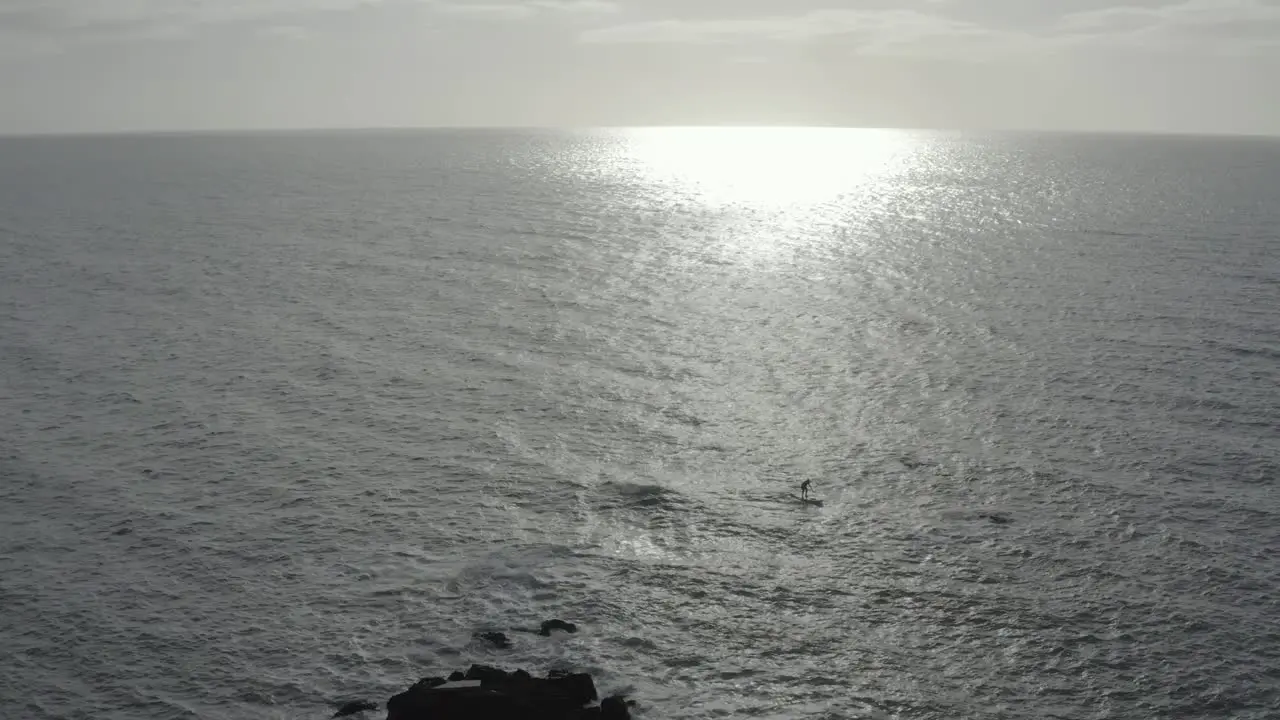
[[1, 128, 1277, 719]]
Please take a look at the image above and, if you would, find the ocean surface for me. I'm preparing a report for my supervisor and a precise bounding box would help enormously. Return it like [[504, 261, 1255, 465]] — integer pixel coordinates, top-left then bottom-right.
[[1, 128, 1277, 720]]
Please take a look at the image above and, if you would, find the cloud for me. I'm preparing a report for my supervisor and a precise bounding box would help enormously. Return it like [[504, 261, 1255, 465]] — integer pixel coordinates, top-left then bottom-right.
[[431, 0, 617, 21], [579, 8, 1029, 56], [0, 0, 617, 45], [1056, 0, 1280, 50], [259, 24, 312, 40], [1062, 0, 1280, 30], [578, 1, 1280, 58], [432, 3, 536, 20], [582, 10, 932, 44], [0, 0, 371, 31], [0, 0, 378, 44], [5, 0, 1278, 60], [530, 0, 618, 13]]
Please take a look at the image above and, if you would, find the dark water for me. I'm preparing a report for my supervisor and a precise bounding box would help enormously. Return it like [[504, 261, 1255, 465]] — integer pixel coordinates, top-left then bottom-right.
[[1, 128, 1277, 719]]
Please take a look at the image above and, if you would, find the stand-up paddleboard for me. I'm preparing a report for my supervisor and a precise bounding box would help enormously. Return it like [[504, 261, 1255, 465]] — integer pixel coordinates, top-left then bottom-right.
[[760, 493, 824, 507]]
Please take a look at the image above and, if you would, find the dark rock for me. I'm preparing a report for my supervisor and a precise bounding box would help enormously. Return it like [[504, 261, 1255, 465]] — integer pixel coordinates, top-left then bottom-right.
[[539, 619, 578, 636], [448, 671, 466, 682], [387, 667, 603, 720], [601, 695, 631, 720], [464, 664, 511, 683], [476, 631, 512, 649], [981, 514, 1011, 525], [112, 527, 133, 536], [548, 673, 597, 705], [332, 699, 377, 717]]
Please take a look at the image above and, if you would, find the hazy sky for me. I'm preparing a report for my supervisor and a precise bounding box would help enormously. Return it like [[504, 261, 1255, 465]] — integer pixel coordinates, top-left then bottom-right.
[[2, 0, 1279, 134]]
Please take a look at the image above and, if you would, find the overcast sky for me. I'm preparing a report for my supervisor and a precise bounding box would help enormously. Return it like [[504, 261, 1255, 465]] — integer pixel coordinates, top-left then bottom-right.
[[2, 0, 1278, 134]]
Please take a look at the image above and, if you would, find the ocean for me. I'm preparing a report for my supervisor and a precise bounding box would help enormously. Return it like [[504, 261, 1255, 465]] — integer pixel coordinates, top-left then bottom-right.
[[0, 128, 1277, 720]]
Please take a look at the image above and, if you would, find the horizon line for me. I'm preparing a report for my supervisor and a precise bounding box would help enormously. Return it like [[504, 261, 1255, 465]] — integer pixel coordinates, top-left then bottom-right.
[[2, 123, 1278, 141]]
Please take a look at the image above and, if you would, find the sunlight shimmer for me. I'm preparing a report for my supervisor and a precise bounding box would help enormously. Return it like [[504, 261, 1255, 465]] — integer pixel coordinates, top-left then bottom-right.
[[621, 126, 918, 210]]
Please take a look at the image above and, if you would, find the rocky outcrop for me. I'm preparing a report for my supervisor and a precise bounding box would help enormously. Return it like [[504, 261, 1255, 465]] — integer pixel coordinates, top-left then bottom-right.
[[538, 619, 578, 636], [333, 699, 378, 717], [386, 665, 630, 720], [476, 631, 513, 649]]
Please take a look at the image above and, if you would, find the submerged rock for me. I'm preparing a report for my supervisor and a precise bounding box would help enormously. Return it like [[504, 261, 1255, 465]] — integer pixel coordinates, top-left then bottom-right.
[[538, 619, 578, 636], [476, 631, 513, 649], [386, 666, 627, 720], [332, 699, 377, 717]]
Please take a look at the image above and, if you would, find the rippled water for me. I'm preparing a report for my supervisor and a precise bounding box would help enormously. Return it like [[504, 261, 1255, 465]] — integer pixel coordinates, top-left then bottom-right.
[[1, 129, 1278, 720]]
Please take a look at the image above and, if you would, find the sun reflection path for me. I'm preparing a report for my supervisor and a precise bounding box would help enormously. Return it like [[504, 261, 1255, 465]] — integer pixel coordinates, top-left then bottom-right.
[[619, 126, 921, 211]]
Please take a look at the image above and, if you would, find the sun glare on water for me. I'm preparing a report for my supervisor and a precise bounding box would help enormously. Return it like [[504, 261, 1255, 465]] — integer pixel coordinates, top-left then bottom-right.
[[621, 126, 918, 210]]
